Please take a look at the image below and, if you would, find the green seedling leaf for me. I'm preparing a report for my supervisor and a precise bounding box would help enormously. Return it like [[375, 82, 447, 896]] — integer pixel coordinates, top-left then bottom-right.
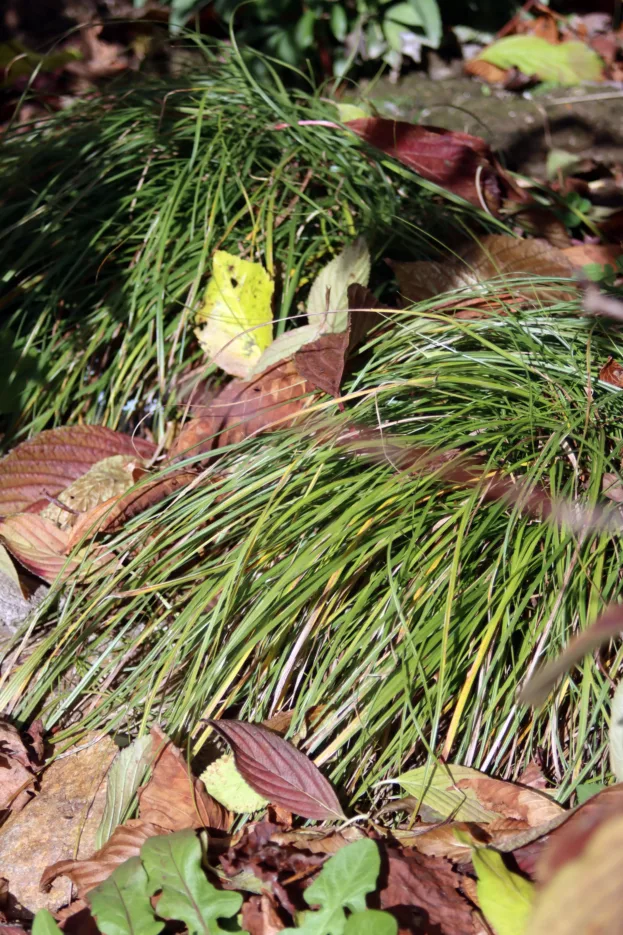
[[88, 856, 163, 935], [477, 36, 603, 86], [389, 763, 502, 822], [546, 148, 582, 180], [344, 910, 398, 934], [575, 780, 605, 805], [141, 828, 244, 934], [32, 909, 63, 935], [610, 680, 623, 782], [306, 239, 370, 334], [200, 753, 269, 814], [95, 735, 154, 848], [333, 102, 370, 122], [283, 839, 381, 934], [472, 847, 533, 935], [195, 251, 274, 378]]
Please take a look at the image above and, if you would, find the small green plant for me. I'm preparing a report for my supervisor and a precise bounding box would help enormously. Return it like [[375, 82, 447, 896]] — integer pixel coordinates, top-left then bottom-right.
[[137, 0, 442, 75], [32, 834, 395, 934]]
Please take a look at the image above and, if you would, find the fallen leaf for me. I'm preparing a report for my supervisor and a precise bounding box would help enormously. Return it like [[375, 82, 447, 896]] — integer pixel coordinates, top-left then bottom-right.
[[529, 811, 623, 933], [464, 57, 508, 84], [0, 719, 39, 815], [201, 753, 269, 814], [379, 844, 477, 935], [513, 208, 571, 248], [474, 36, 604, 85], [0, 514, 77, 582], [40, 455, 141, 531], [0, 733, 117, 914], [94, 735, 154, 849], [563, 244, 623, 269], [171, 362, 313, 459], [389, 235, 574, 305], [0, 544, 19, 590], [209, 720, 344, 821], [306, 238, 371, 334], [242, 894, 285, 934], [0, 426, 155, 516], [270, 826, 365, 855], [535, 783, 623, 885], [599, 357, 623, 387], [41, 818, 163, 900], [66, 470, 197, 550], [454, 775, 563, 826], [137, 725, 229, 832], [347, 118, 502, 210], [520, 603, 623, 705], [602, 473, 623, 503], [472, 847, 534, 935], [390, 763, 504, 823], [250, 326, 322, 378], [194, 251, 274, 378], [294, 284, 386, 397]]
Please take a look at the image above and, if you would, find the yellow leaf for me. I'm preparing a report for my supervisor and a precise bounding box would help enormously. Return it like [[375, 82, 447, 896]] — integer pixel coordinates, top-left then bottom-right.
[[200, 753, 269, 814], [472, 847, 533, 935], [195, 251, 274, 378]]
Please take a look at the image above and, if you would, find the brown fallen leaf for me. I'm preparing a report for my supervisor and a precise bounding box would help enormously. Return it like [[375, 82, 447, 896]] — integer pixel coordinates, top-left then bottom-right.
[[517, 759, 549, 790], [347, 118, 502, 211], [464, 57, 509, 84], [0, 719, 40, 817], [209, 720, 344, 821], [389, 234, 575, 306], [513, 207, 571, 249], [294, 284, 387, 398], [137, 725, 229, 832], [171, 361, 313, 459], [269, 826, 364, 855], [599, 356, 623, 387], [0, 514, 78, 583], [66, 470, 197, 550], [563, 243, 622, 269], [0, 426, 155, 516], [242, 894, 285, 935], [379, 844, 477, 935], [41, 818, 163, 900], [520, 603, 623, 705], [454, 775, 563, 826], [0, 733, 117, 914], [602, 473, 623, 503]]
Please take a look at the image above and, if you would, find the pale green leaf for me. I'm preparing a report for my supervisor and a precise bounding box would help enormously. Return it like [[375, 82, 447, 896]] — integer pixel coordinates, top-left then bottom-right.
[[200, 752, 269, 813], [88, 856, 163, 935], [344, 910, 398, 934], [249, 324, 321, 377], [306, 239, 370, 334], [477, 36, 603, 86], [194, 251, 274, 378], [389, 763, 502, 822], [32, 910, 63, 935], [472, 847, 533, 935], [141, 828, 243, 934], [330, 5, 348, 42], [610, 680, 623, 782], [545, 148, 582, 180], [95, 735, 154, 848], [0, 542, 19, 588], [333, 102, 370, 122]]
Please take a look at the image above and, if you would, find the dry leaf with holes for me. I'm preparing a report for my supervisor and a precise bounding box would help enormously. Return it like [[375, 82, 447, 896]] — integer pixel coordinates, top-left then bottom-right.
[[40, 455, 142, 531]]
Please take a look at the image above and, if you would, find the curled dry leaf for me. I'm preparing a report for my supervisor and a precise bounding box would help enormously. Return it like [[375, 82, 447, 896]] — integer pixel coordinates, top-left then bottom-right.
[[0, 718, 39, 815], [209, 720, 344, 821], [138, 725, 229, 832], [242, 894, 285, 935], [599, 357, 623, 388], [454, 775, 563, 826], [40, 818, 163, 899], [171, 361, 313, 460], [379, 844, 477, 935], [346, 118, 502, 211], [0, 514, 78, 583], [0, 426, 155, 516], [66, 470, 197, 550], [389, 235, 575, 306]]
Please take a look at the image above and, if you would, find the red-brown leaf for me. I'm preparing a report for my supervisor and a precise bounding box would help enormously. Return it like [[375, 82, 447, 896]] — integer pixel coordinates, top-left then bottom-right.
[[171, 362, 313, 459], [599, 357, 623, 388], [0, 426, 155, 516], [379, 845, 477, 934], [347, 118, 502, 210], [0, 514, 78, 582], [40, 819, 163, 899], [138, 725, 229, 832], [65, 470, 197, 550], [209, 720, 344, 821]]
